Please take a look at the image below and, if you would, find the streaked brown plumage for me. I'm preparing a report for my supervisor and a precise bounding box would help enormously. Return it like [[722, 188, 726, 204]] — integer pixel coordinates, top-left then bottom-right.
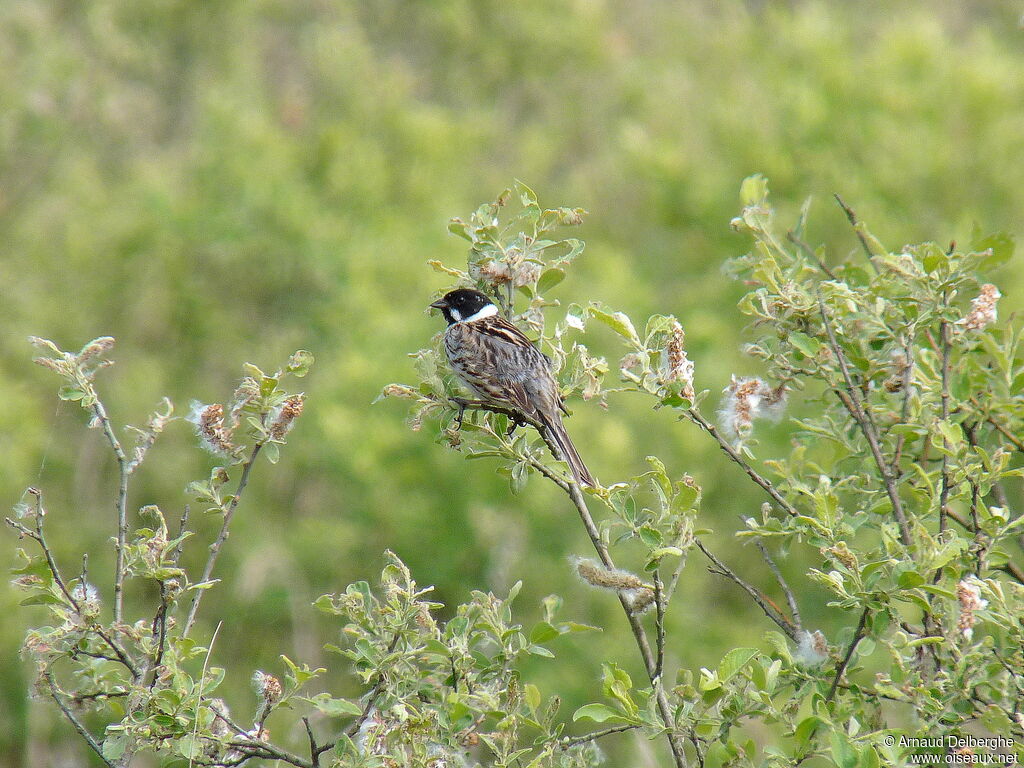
[[430, 288, 596, 487]]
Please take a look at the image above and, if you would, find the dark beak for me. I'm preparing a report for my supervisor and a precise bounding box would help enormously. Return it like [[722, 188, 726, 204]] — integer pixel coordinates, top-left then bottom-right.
[[429, 298, 448, 310]]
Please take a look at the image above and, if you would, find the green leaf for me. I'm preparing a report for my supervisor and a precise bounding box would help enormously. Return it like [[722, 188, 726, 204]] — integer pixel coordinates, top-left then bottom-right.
[[286, 349, 315, 377], [788, 332, 822, 358], [740, 174, 769, 206], [831, 732, 858, 768], [529, 621, 560, 644], [718, 647, 759, 682], [19, 593, 64, 606], [58, 386, 86, 402], [525, 684, 541, 714], [263, 442, 280, 464], [537, 268, 565, 293], [588, 306, 640, 344], [794, 715, 822, 748], [572, 703, 625, 723], [102, 734, 128, 760], [309, 693, 363, 718], [897, 570, 924, 590], [970, 226, 1015, 269], [860, 744, 881, 768], [177, 735, 203, 759]]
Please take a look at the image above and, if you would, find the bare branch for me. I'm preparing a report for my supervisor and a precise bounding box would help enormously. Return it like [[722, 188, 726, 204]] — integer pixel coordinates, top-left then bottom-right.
[[45, 672, 116, 767], [6, 499, 139, 678], [694, 541, 798, 642], [890, 335, 915, 470], [826, 608, 870, 703], [653, 570, 666, 681], [684, 408, 798, 518], [302, 717, 321, 768], [559, 723, 642, 750], [833, 194, 880, 266], [817, 296, 913, 548], [535, 429, 688, 767], [786, 230, 837, 280], [937, 319, 952, 540], [184, 444, 263, 638], [91, 398, 130, 625], [345, 632, 402, 738], [753, 538, 801, 632]]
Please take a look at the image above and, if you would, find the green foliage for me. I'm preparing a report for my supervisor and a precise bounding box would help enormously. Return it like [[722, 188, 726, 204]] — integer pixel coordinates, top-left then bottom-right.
[[5, 2, 1024, 766], [383, 181, 1024, 766]]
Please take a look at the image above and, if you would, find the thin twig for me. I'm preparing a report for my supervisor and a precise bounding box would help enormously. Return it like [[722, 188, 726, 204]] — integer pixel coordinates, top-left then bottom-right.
[[684, 409, 798, 518], [695, 541, 798, 642], [91, 399, 130, 625], [45, 672, 115, 767], [826, 608, 870, 703], [753, 538, 801, 632], [72, 689, 128, 704], [345, 632, 402, 738], [6, 507, 139, 677], [653, 570, 666, 681], [786, 231, 837, 280], [302, 717, 320, 768], [559, 723, 642, 750], [540, 434, 688, 767], [984, 414, 1024, 453], [890, 335, 915, 471], [665, 529, 692, 602], [818, 296, 913, 547], [833, 194, 879, 266], [189, 621, 223, 768], [937, 319, 951, 539], [183, 444, 262, 638]]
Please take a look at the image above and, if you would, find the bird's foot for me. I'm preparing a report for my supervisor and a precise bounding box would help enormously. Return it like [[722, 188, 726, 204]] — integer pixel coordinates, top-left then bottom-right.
[[506, 414, 526, 437]]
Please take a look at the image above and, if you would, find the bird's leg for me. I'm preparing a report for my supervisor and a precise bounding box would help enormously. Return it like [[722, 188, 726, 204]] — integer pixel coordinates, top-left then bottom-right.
[[449, 398, 491, 430], [506, 413, 527, 437], [451, 398, 469, 429]]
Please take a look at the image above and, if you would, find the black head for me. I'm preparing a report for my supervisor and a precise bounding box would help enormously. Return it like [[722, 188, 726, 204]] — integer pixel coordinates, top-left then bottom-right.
[[429, 288, 496, 325]]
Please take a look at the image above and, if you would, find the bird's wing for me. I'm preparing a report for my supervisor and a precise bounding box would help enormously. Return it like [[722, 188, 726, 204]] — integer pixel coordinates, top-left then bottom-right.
[[473, 314, 537, 349], [471, 315, 554, 417]]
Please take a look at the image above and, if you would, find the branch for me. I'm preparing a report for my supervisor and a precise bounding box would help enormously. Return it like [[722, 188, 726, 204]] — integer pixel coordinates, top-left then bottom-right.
[[345, 632, 402, 738], [890, 335, 915, 470], [833, 194, 879, 267], [559, 723, 642, 750], [653, 571, 666, 681], [6, 501, 139, 678], [684, 409, 798, 518], [91, 399, 130, 625], [786, 230, 837, 280], [937, 319, 951, 540], [45, 672, 115, 767], [817, 296, 913, 547], [695, 541, 798, 642], [534, 430, 688, 767], [302, 717, 321, 768], [826, 607, 869, 703], [183, 443, 263, 638], [753, 538, 801, 632]]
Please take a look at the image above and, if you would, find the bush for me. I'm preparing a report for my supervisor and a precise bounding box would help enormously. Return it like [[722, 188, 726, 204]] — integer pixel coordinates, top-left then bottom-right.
[[11, 181, 1023, 766]]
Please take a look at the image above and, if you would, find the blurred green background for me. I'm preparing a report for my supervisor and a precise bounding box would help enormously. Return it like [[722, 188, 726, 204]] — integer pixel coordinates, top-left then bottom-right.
[[2, 1, 1022, 765]]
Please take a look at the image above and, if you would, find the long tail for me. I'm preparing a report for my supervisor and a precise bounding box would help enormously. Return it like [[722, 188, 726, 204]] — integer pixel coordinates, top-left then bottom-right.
[[540, 414, 596, 488]]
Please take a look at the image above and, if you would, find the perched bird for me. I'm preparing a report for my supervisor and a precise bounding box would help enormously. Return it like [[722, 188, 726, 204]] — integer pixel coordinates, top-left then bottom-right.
[[430, 288, 596, 487]]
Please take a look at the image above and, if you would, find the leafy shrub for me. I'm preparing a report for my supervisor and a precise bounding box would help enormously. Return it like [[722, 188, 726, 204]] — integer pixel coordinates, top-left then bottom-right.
[[10, 181, 1023, 767]]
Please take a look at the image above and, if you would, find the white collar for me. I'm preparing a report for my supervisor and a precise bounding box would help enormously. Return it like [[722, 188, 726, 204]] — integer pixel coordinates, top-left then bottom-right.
[[460, 303, 498, 323]]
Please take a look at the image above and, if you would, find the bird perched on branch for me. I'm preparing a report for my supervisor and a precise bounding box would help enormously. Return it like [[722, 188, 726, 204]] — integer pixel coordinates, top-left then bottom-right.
[[430, 288, 596, 487]]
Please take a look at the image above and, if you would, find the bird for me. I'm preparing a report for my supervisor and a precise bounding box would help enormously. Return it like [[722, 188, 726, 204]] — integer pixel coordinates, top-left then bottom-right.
[[429, 288, 596, 487]]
